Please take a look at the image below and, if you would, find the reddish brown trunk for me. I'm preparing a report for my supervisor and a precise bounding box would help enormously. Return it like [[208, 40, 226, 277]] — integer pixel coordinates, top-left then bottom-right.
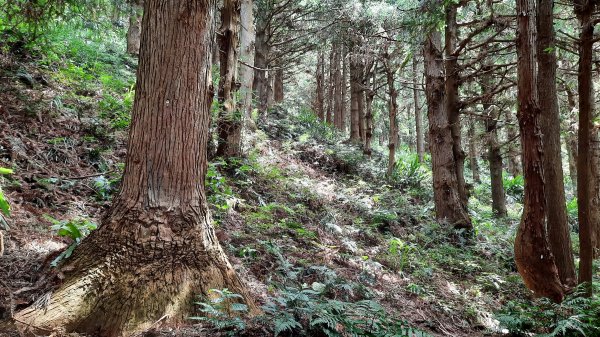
[[445, 4, 468, 207], [340, 48, 348, 132], [575, 0, 595, 295], [514, 0, 564, 302], [15, 1, 257, 335], [537, 0, 576, 287], [385, 56, 397, 177], [424, 31, 471, 229], [216, 0, 243, 157]]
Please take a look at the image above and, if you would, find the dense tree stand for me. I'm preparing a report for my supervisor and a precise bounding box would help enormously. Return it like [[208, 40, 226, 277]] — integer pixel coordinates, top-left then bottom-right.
[[14, 0, 256, 335]]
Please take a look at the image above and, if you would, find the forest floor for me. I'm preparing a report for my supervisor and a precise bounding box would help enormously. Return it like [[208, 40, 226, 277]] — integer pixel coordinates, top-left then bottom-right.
[[0, 40, 540, 337]]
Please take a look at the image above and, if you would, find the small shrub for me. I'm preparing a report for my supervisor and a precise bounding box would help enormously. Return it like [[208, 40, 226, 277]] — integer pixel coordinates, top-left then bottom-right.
[[45, 215, 97, 266]]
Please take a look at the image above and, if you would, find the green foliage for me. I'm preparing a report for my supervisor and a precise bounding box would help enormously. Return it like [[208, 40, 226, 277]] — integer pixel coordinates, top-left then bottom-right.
[[390, 151, 427, 188], [0, 167, 14, 216], [45, 215, 97, 266], [206, 161, 235, 213], [497, 283, 600, 336], [190, 288, 248, 336], [503, 173, 524, 203], [93, 173, 121, 200]]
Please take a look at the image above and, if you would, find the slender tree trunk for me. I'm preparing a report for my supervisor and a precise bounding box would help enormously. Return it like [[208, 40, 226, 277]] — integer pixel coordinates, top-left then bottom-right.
[[445, 4, 468, 207], [414, 57, 425, 162], [575, 0, 595, 296], [126, 1, 143, 55], [364, 65, 375, 157], [239, 0, 255, 129], [274, 68, 284, 103], [505, 109, 522, 177], [15, 1, 257, 335], [481, 65, 506, 217], [253, 23, 269, 113], [468, 119, 481, 184], [315, 52, 325, 121], [564, 83, 578, 188], [334, 45, 343, 130], [349, 52, 361, 141], [216, 0, 242, 157], [384, 57, 397, 177], [327, 46, 336, 125], [537, 0, 577, 287], [514, 0, 564, 303], [424, 31, 471, 229], [341, 47, 348, 132]]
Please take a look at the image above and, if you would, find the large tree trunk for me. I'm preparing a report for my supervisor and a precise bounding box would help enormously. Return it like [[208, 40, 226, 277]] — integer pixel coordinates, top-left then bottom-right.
[[315, 52, 325, 121], [444, 4, 468, 207], [575, 0, 595, 295], [126, 1, 143, 55], [537, 0, 577, 287], [239, 0, 256, 129], [514, 0, 565, 303], [15, 1, 257, 335], [216, 0, 242, 157], [413, 57, 425, 162], [591, 126, 600, 257], [424, 31, 471, 229]]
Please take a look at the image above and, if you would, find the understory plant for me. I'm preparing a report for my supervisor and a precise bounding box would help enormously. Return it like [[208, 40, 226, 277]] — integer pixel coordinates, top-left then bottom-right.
[[45, 215, 97, 266]]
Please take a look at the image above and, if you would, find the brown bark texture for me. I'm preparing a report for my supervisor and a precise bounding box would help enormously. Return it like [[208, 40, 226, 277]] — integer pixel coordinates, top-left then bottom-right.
[[15, 1, 257, 335], [514, 0, 565, 303], [424, 31, 471, 229], [575, 0, 595, 295], [216, 0, 243, 157], [413, 58, 425, 162], [537, 0, 576, 287]]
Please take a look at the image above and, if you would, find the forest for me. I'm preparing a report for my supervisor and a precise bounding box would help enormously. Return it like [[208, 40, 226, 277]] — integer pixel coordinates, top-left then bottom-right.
[[0, 0, 599, 336]]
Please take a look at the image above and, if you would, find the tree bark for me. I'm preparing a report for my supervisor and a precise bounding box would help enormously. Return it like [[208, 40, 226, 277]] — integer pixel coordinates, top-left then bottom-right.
[[563, 83, 578, 189], [364, 63, 375, 157], [444, 4, 468, 207], [333, 45, 343, 130], [413, 58, 425, 162], [514, 0, 564, 303], [467, 119, 481, 184], [340, 47, 348, 132], [326, 46, 336, 125], [424, 31, 471, 229], [239, 0, 256, 129], [273, 68, 284, 103], [315, 52, 325, 121], [575, 0, 595, 296], [537, 0, 577, 287], [504, 109, 522, 177], [253, 17, 269, 113], [15, 1, 257, 335], [384, 55, 397, 177], [126, 1, 143, 55], [349, 51, 361, 142], [216, 0, 242, 157]]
